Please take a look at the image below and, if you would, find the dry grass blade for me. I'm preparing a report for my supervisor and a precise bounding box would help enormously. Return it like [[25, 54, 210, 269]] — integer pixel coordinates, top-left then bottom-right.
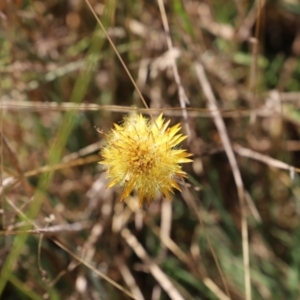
[[84, 0, 150, 114], [149, 223, 231, 300], [234, 144, 300, 174], [195, 62, 251, 300], [121, 227, 185, 300], [23, 155, 99, 178], [0, 133, 32, 228], [249, 0, 265, 123], [157, 199, 172, 262], [156, 0, 190, 137], [2, 98, 291, 119], [116, 256, 145, 300]]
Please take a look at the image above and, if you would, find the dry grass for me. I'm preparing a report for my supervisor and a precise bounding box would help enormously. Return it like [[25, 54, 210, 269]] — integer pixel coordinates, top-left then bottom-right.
[[1, 0, 300, 299]]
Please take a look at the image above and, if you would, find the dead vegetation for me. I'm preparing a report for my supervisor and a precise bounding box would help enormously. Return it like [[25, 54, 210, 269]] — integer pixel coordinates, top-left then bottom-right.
[[1, 0, 300, 299]]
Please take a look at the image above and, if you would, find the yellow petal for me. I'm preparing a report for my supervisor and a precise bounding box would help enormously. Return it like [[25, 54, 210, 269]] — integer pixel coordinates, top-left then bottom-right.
[[171, 180, 181, 191]]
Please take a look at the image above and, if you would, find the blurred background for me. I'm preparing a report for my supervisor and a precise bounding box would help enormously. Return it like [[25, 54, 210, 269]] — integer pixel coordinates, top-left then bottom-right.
[[1, 0, 300, 299]]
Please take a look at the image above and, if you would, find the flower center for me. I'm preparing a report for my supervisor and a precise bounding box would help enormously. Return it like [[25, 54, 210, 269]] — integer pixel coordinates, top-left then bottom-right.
[[129, 143, 155, 175]]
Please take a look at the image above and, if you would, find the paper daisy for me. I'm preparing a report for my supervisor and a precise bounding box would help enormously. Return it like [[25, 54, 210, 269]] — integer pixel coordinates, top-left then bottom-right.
[[99, 113, 192, 207]]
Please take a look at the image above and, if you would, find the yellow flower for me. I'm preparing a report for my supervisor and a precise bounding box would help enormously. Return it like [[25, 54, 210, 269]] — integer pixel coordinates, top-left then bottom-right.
[[100, 113, 192, 207]]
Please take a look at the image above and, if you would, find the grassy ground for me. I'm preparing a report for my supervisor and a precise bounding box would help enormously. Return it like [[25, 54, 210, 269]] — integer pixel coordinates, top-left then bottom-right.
[[1, 0, 300, 299]]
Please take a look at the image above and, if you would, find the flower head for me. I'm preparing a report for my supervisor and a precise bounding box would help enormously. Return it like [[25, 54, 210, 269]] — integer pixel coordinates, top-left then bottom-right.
[[100, 113, 192, 207]]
